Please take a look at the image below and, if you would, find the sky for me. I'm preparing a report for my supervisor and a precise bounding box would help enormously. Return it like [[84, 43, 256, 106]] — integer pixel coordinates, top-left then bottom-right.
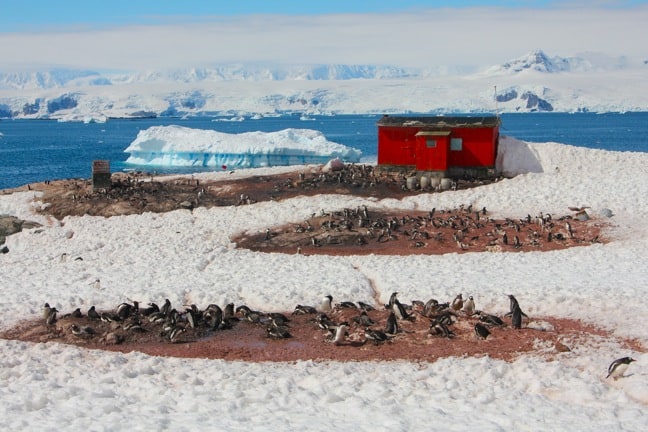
[[0, 133, 646, 429], [0, 1, 646, 71]]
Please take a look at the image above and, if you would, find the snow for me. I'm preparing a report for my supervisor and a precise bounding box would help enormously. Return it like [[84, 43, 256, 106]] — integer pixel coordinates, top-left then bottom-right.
[[1, 50, 648, 118], [123, 125, 362, 168], [1, 137, 647, 430]]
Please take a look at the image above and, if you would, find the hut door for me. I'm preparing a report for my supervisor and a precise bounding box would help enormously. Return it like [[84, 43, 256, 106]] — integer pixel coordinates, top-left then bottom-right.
[[415, 132, 449, 171]]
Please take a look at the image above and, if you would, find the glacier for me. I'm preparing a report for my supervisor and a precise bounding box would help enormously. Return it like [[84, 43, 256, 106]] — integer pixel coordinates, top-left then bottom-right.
[[123, 125, 362, 169]]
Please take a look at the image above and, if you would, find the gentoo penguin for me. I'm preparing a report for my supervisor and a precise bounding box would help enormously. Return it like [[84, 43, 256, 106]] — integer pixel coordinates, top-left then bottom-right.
[[87, 305, 100, 320], [352, 310, 375, 327], [606, 356, 635, 380], [160, 299, 172, 317], [462, 296, 475, 316], [332, 323, 349, 345], [511, 304, 523, 329], [385, 311, 399, 335], [269, 312, 291, 327], [474, 323, 491, 340], [70, 323, 96, 339], [166, 326, 186, 343], [45, 307, 58, 326], [320, 295, 333, 312], [336, 301, 358, 309], [451, 294, 464, 312], [477, 311, 504, 327], [364, 328, 390, 345], [292, 304, 317, 315], [387, 292, 399, 309], [42, 303, 52, 320], [392, 299, 413, 321], [428, 319, 455, 338], [507, 294, 520, 313], [357, 301, 375, 312], [266, 325, 291, 339]]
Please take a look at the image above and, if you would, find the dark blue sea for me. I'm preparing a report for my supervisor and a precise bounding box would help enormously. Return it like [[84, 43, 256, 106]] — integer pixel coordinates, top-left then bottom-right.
[[1, 112, 647, 190]]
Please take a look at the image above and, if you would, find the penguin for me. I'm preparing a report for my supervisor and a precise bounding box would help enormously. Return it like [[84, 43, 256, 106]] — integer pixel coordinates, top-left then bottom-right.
[[116, 301, 138, 320], [269, 312, 291, 327], [45, 307, 58, 326], [606, 356, 635, 380], [462, 296, 475, 316], [422, 298, 440, 316], [451, 294, 464, 312], [428, 319, 455, 338], [336, 301, 358, 309], [320, 295, 333, 312], [87, 305, 100, 320], [92, 279, 101, 290], [364, 328, 390, 345], [332, 323, 349, 345], [357, 301, 375, 312], [352, 310, 375, 327], [385, 311, 399, 335], [204, 304, 223, 330], [42, 302, 52, 320], [141, 302, 160, 316], [266, 325, 292, 339], [167, 326, 186, 343], [160, 299, 172, 316], [292, 304, 317, 315], [387, 292, 399, 309], [392, 299, 413, 321], [511, 304, 523, 329], [223, 303, 236, 320], [474, 323, 491, 340], [70, 323, 96, 339], [507, 294, 520, 313], [315, 313, 338, 332], [477, 311, 504, 327]]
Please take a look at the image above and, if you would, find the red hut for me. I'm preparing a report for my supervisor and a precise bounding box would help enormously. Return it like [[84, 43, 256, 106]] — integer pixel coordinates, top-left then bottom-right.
[[377, 115, 501, 179]]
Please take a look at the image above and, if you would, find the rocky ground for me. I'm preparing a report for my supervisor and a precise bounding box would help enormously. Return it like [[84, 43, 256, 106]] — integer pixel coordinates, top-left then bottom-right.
[[1, 164, 624, 362]]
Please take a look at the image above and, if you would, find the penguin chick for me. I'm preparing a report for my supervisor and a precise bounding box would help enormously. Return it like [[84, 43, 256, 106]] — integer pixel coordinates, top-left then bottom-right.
[[451, 294, 464, 312], [462, 296, 475, 316]]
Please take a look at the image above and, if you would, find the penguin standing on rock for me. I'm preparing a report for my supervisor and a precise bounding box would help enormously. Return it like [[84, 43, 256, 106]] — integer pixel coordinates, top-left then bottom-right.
[[606, 356, 635, 380]]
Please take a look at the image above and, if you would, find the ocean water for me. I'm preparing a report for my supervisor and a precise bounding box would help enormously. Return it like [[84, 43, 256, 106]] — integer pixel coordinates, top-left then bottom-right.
[[0, 112, 647, 190]]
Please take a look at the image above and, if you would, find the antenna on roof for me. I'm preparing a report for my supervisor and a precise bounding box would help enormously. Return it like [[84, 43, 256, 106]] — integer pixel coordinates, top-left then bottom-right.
[[493, 85, 500, 119]]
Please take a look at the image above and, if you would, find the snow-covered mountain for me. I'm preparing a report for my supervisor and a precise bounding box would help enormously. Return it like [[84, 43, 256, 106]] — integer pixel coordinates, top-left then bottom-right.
[[0, 50, 645, 119]]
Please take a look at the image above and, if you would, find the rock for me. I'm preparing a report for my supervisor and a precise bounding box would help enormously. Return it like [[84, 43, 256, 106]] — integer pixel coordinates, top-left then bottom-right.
[[599, 208, 614, 218], [321, 158, 344, 173]]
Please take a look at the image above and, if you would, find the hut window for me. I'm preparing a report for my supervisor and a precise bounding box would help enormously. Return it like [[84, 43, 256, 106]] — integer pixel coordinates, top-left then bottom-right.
[[426, 139, 437, 148], [450, 138, 463, 151]]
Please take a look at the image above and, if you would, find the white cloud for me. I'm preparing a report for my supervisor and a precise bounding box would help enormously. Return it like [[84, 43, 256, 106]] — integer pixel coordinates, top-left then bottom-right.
[[0, 6, 646, 71]]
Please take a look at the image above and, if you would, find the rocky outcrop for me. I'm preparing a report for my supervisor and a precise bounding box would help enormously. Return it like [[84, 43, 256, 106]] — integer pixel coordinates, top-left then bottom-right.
[[0, 215, 42, 247]]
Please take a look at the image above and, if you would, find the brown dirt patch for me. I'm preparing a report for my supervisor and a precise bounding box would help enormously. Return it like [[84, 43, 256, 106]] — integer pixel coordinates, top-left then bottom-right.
[[1, 164, 619, 362], [1, 304, 638, 363]]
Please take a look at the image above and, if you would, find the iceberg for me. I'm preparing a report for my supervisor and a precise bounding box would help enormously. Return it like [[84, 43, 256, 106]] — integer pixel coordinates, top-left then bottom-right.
[[124, 125, 362, 169]]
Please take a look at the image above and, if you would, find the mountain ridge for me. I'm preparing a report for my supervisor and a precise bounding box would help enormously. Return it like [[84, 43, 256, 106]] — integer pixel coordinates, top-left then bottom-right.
[[0, 50, 646, 118]]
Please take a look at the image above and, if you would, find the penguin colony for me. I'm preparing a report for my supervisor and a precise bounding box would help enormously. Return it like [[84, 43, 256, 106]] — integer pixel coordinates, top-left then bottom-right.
[[39, 164, 499, 220], [39, 293, 525, 347], [35, 296, 637, 379], [242, 203, 601, 255]]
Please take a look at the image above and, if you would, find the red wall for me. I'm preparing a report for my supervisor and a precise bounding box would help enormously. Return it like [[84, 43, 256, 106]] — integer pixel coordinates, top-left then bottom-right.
[[378, 125, 499, 170]]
